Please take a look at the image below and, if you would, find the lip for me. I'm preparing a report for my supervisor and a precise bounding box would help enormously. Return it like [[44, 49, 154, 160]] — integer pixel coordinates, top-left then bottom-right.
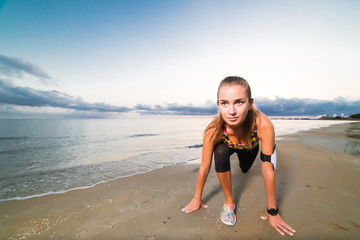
[[227, 117, 238, 122]]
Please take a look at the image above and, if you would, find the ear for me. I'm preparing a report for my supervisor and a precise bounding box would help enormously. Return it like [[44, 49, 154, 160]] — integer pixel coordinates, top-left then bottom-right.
[[248, 98, 254, 111]]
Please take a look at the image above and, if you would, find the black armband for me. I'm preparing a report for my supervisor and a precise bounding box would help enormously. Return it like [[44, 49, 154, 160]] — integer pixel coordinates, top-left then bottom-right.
[[260, 144, 277, 170]]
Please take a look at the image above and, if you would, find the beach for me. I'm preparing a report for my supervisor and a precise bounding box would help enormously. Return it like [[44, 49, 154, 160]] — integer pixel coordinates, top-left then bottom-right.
[[0, 121, 359, 239]]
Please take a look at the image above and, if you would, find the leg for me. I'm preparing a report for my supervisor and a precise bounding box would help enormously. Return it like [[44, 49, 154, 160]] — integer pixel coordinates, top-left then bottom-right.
[[216, 171, 234, 205], [214, 142, 235, 205], [214, 142, 237, 225]]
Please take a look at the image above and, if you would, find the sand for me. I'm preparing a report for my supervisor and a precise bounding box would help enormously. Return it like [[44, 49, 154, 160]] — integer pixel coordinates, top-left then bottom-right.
[[1, 121, 359, 240]]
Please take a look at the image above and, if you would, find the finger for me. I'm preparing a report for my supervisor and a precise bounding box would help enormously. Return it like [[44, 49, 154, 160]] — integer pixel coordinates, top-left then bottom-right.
[[274, 226, 285, 236], [283, 224, 296, 233], [278, 220, 296, 233], [201, 203, 208, 208], [278, 224, 294, 236], [184, 208, 192, 213], [182, 206, 191, 212], [182, 208, 191, 213], [260, 215, 268, 221], [186, 206, 197, 213]]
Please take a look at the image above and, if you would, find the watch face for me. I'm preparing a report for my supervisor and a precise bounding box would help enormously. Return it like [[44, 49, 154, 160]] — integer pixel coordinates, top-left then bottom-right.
[[267, 208, 279, 216]]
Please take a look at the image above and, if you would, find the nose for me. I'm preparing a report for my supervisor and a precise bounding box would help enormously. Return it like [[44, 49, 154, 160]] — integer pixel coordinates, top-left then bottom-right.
[[229, 104, 236, 115]]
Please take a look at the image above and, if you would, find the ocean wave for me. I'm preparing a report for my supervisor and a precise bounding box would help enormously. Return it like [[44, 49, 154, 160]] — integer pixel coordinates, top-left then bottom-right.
[[0, 157, 201, 202], [187, 144, 203, 148], [0, 136, 27, 140], [127, 133, 159, 138]]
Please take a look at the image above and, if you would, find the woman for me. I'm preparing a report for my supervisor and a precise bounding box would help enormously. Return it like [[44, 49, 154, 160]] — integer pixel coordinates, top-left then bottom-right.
[[182, 76, 295, 236]]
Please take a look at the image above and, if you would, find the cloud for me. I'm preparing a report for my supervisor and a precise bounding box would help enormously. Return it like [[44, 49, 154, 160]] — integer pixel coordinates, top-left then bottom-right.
[[1, 79, 359, 118], [134, 103, 217, 115], [135, 97, 360, 117], [0, 79, 131, 113], [0, 54, 55, 85], [255, 97, 360, 116]]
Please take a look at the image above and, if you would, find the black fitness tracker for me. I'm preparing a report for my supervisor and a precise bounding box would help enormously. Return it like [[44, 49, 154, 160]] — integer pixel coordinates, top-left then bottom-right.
[[267, 207, 279, 216]]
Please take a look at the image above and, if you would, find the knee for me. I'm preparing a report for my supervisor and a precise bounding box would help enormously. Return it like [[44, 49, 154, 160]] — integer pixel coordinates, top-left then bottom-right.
[[239, 157, 255, 173], [214, 143, 230, 172], [214, 143, 227, 157]]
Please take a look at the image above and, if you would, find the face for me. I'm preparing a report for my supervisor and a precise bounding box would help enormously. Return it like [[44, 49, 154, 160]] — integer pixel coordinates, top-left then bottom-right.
[[218, 84, 253, 127]]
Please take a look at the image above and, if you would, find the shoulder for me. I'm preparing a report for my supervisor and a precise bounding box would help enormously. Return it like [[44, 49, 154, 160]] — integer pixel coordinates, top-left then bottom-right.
[[255, 111, 274, 138], [203, 124, 222, 146]]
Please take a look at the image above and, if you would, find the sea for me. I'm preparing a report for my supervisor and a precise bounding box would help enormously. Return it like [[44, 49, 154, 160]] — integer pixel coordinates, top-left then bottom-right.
[[0, 117, 348, 202]]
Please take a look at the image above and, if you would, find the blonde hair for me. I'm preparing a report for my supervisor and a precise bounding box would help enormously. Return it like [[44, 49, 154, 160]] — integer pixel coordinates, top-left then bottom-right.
[[206, 76, 258, 144]]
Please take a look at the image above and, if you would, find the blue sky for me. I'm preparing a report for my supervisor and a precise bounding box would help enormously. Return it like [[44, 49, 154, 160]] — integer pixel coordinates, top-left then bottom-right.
[[0, 0, 359, 118]]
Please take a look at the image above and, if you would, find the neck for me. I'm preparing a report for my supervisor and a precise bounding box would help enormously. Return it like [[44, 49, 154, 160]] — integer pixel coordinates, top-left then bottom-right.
[[226, 123, 244, 133]]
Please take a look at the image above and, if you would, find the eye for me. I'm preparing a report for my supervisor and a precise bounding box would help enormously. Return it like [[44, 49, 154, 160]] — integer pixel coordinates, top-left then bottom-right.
[[236, 100, 243, 105], [220, 102, 228, 106]]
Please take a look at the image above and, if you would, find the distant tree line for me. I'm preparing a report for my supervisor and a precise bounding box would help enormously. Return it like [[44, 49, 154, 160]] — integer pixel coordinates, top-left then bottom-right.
[[319, 113, 360, 120], [350, 113, 360, 119]]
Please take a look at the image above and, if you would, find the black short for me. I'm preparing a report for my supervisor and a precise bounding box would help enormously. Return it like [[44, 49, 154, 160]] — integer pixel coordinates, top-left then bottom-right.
[[213, 141, 259, 173]]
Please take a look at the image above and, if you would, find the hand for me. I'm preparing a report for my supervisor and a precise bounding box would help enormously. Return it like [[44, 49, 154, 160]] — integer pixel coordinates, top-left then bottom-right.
[[181, 197, 208, 213], [261, 213, 296, 236]]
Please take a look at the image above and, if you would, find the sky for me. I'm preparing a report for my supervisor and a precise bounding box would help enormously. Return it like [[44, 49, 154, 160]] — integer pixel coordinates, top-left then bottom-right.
[[0, 0, 359, 118]]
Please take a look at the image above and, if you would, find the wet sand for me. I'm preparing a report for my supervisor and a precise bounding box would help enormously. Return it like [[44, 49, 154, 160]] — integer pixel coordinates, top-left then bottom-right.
[[1, 121, 359, 239]]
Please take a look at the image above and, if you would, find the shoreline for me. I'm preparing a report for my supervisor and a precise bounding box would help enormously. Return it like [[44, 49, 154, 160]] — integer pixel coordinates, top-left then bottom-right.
[[1, 121, 359, 239], [0, 120, 350, 203], [0, 159, 201, 203]]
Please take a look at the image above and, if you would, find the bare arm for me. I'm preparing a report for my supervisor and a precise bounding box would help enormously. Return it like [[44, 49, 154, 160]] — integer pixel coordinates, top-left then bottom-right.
[[182, 128, 219, 213], [257, 113, 276, 209], [257, 112, 296, 236]]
